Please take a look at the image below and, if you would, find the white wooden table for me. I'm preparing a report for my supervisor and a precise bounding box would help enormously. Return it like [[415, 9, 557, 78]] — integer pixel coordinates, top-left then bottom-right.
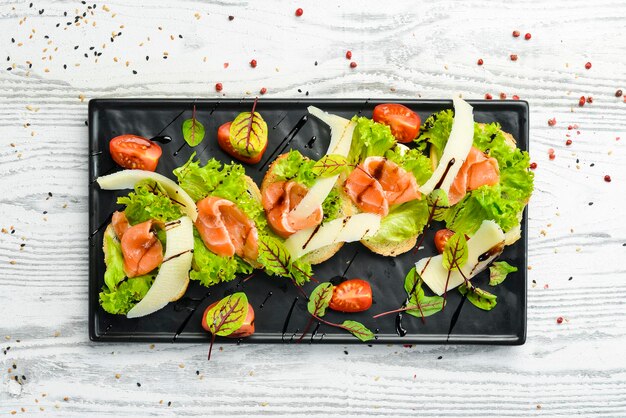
[[1, 0, 625, 416]]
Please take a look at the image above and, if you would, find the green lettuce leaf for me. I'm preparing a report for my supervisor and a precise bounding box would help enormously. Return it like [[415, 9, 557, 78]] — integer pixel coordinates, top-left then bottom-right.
[[272, 150, 317, 187], [348, 116, 397, 164], [190, 232, 253, 287], [117, 180, 183, 225], [99, 232, 154, 315], [489, 261, 518, 286], [321, 188, 342, 222], [418, 109, 454, 161], [365, 198, 429, 244]]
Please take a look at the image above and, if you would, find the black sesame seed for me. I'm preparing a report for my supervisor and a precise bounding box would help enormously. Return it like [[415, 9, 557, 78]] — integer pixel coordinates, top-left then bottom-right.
[[89, 46, 94, 50], [136, 382, 141, 387], [437, 355, 443, 359], [29, 63, 32, 68], [12, 364, 17, 369], [21, 375, 26, 380], [297, 89, 302, 93], [590, 163, 595, 167], [64, 11, 67, 16], [589, 202, 593, 206], [146, 56, 149, 61], [132, 70, 137, 74], [195, 370, 199, 375], [568, 276, 573, 280], [20, 244, 25, 247], [29, 2, 33, 7], [39, 9, 44, 14], [167, 401, 172, 406], [84, 53, 88, 58], [343, 350, 348, 355], [11, 38, 15, 43], [43, 211, 47, 214], [84, 120, 88, 126], [44, 35, 49, 39], [228, 15, 234, 21], [63, 64, 67, 69], [56, 23, 60, 27], [74, 45, 79, 50], [178, 34, 183, 38], [48, 192, 53, 197], [6, 56, 9, 61], [7, 67, 12, 71]]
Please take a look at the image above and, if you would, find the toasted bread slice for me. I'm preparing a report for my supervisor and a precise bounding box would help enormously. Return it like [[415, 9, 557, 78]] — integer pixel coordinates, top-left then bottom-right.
[[103, 224, 189, 304], [261, 154, 354, 265]]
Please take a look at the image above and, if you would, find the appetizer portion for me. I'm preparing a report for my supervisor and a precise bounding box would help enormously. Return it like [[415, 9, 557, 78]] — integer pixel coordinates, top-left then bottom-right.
[[173, 153, 264, 287], [97, 175, 195, 317], [343, 113, 433, 256]]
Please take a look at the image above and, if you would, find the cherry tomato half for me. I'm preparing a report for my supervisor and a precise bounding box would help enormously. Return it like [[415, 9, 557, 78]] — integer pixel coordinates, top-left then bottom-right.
[[217, 121, 267, 165], [372, 103, 421, 143], [109, 134, 162, 171], [434, 229, 455, 254], [329, 279, 373, 313], [201, 301, 256, 338]]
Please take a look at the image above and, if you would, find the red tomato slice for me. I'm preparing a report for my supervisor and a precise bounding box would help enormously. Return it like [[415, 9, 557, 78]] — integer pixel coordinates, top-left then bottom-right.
[[217, 121, 266, 164], [372, 104, 421, 143], [434, 229, 455, 254], [329, 279, 373, 313], [201, 301, 256, 338], [109, 134, 162, 171]]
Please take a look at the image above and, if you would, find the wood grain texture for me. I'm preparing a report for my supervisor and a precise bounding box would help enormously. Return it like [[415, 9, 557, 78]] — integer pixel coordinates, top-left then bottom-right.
[[1, 0, 626, 416]]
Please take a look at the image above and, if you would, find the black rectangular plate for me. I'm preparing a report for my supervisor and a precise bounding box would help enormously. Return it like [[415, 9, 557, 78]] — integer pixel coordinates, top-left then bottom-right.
[[89, 98, 528, 345]]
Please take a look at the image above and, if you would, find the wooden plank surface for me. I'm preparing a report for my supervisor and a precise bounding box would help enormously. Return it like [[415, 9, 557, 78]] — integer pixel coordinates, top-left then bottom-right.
[[1, 0, 625, 416]]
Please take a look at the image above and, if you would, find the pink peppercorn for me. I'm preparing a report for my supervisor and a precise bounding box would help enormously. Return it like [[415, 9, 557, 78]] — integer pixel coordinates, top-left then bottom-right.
[[500, 92, 507, 99], [295, 8, 303, 17], [524, 33, 531, 40], [346, 50, 352, 59], [510, 54, 518, 61], [215, 83, 223, 92], [250, 59, 257, 68], [604, 175, 611, 182], [485, 93, 493, 100], [566, 139, 572, 146], [477, 58, 484, 66], [556, 316, 563, 324], [260, 87, 267, 95], [585, 62, 592, 69], [548, 118, 556, 126], [512, 30, 520, 37], [530, 162, 537, 170], [579, 96, 586, 106], [350, 62, 357, 69]]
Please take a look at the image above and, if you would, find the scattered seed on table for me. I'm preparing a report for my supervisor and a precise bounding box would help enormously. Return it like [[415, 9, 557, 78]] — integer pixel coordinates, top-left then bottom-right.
[[477, 58, 483, 65], [579, 96, 586, 106], [484, 93, 493, 100], [616, 89, 623, 97], [215, 82, 223, 92], [510, 54, 518, 61], [585, 62, 592, 69], [250, 59, 257, 68], [295, 8, 303, 17], [350, 61, 357, 68], [524, 33, 532, 40], [346, 50, 352, 59], [228, 15, 234, 21], [604, 175, 611, 182], [512, 30, 520, 37]]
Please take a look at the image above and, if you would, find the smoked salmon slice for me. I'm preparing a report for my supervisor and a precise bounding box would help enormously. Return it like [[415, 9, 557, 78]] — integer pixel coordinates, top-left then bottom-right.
[[111, 211, 130, 239], [195, 196, 259, 261], [344, 157, 420, 217], [120, 220, 164, 278], [448, 146, 500, 205], [262, 181, 323, 238]]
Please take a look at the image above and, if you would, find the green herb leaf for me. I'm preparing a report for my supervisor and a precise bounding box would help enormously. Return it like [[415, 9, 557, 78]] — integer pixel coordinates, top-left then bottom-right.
[[230, 107, 268, 158], [257, 235, 291, 277], [311, 154, 351, 178], [341, 320, 375, 342], [403, 267, 445, 318], [442, 232, 468, 271], [459, 283, 497, 311], [307, 282, 334, 317], [489, 261, 518, 286], [182, 107, 205, 147], [204, 292, 249, 336]]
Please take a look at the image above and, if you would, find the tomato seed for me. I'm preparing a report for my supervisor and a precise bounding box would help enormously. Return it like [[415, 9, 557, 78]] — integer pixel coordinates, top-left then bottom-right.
[[524, 33, 531, 40], [350, 61, 357, 68], [250, 59, 257, 68], [585, 62, 592, 69], [295, 8, 303, 17], [604, 175, 611, 182], [512, 30, 520, 37], [548, 118, 556, 126], [477, 58, 483, 65], [579, 96, 586, 106], [215, 83, 223, 92], [346, 50, 352, 59], [485, 93, 493, 100], [510, 54, 518, 61]]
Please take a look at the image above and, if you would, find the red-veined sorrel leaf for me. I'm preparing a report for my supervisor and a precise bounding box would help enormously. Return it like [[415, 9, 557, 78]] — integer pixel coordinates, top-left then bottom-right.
[[204, 292, 249, 336], [311, 154, 351, 178], [307, 282, 333, 317], [257, 235, 291, 277], [230, 99, 268, 157], [403, 267, 445, 319], [182, 105, 205, 147], [489, 261, 518, 286], [340, 320, 375, 342], [459, 283, 497, 311], [442, 232, 468, 271]]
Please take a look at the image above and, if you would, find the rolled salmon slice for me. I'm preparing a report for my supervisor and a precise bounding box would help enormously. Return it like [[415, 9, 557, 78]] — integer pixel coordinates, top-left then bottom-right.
[[121, 220, 163, 278], [262, 180, 323, 238], [344, 157, 420, 216], [195, 196, 259, 261], [447, 146, 500, 205]]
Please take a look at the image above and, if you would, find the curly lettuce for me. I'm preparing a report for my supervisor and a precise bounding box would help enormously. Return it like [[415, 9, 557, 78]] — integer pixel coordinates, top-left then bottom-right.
[[348, 116, 397, 164], [99, 231, 154, 315], [117, 180, 183, 225], [365, 199, 429, 244], [385, 146, 433, 185], [190, 232, 253, 287], [422, 110, 534, 235], [272, 150, 317, 187]]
